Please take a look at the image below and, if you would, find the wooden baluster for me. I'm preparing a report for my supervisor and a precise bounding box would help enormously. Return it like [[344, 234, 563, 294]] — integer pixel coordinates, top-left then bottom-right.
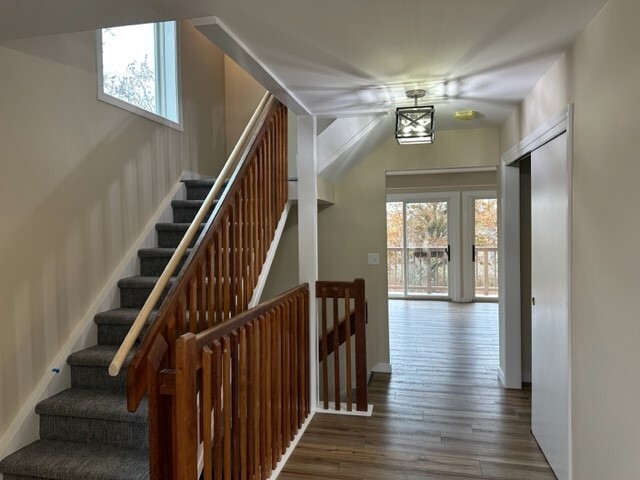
[[274, 306, 282, 463], [321, 288, 329, 409], [165, 313, 176, 368], [223, 213, 230, 322], [175, 333, 198, 479], [259, 315, 268, 480], [354, 278, 368, 412], [203, 345, 213, 480], [231, 331, 240, 480], [198, 260, 206, 331], [304, 290, 311, 415], [189, 277, 197, 333], [223, 335, 232, 480], [253, 319, 262, 480], [290, 296, 299, 437], [178, 293, 187, 335], [239, 327, 248, 480], [344, 288, 352, 412], [299, 293, 307, 424], [282, 302, 291, 446], [264, 312, 272, 474], [235, 192, 243, 312], [249, 167, 257, 295], [215, 231, 223, 325], [207, 244, 215, 328], [246, 322, 256, 480], [146, 335, 171, 480], [212, 340, 223, 480]]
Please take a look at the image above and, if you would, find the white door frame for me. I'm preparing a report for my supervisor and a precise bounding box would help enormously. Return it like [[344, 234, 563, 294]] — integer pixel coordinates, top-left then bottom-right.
[[499, 103, 573, 472], [498, 105, 573, 480]]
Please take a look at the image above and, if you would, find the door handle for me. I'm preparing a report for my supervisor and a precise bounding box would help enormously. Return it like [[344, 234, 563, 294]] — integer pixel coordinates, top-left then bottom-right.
[[472, 244, 476, 262], [445, 244, 451, 262]]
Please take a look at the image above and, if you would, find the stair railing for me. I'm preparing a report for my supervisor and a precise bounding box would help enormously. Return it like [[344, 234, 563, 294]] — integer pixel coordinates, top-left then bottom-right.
[[169, 284, 310, 479], [317, 278, 368, 412], [107, 92, 289, 414]]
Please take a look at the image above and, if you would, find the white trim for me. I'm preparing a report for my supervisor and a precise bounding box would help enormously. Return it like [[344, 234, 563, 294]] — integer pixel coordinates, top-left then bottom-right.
[[315, 403, 374, 417], [192, 17, 310, 116], [371, 362, 392, 374], [386, 166, 497, 176], [95, 24, 184, 131], [248, 201, 292, 307], [500, 104, 573, 478], [270, 411, 316, 479], [502, 107, 571, 166], [0, 174, 188, 460]]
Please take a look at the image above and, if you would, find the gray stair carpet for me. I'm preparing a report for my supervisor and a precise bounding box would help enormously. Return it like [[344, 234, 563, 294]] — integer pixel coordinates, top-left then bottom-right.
[[0, 179, 217, 480]]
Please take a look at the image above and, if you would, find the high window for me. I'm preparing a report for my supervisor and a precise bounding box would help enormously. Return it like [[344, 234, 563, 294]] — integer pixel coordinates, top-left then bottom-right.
[[97, 21, 181, 127]]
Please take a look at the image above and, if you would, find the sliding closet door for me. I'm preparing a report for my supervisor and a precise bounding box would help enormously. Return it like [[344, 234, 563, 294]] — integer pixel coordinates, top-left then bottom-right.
[[531, 132, 571, 480]]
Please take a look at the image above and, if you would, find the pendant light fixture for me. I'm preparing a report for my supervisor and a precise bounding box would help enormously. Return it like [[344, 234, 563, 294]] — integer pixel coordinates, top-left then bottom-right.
[[395, 89, 435, 144]]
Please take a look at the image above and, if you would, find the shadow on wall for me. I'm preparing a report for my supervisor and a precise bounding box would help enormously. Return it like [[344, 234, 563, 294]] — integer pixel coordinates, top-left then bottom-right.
[[0, 117, 180, 432]]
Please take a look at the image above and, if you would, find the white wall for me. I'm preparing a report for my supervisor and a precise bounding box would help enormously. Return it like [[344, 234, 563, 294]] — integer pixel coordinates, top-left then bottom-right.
[[0, 23, 226, 440], [499, 0, 640, 476]]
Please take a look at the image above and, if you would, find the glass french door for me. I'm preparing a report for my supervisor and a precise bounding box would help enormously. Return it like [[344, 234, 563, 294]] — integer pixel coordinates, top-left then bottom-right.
[[462, 192, 499, 301], [472, 198, 499, 298], [387, 194, 458, 299]]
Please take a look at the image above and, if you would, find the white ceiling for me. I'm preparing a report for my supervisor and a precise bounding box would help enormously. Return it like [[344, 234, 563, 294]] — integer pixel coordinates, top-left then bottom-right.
[[209, 0, 608, 129], [1, 0, 608, 178]]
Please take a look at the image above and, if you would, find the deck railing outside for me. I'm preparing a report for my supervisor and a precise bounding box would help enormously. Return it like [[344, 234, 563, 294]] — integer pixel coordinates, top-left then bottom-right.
[[387, 246, 498, 297]]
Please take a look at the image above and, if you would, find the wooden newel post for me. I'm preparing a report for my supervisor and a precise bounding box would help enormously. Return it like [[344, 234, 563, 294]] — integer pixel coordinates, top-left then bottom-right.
[[354, 278, 368, 412], [175, 333, 198, 479]]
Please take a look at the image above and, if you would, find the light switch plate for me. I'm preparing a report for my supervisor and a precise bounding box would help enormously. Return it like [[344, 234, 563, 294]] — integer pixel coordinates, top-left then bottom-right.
[[367, 253, 380, 265]]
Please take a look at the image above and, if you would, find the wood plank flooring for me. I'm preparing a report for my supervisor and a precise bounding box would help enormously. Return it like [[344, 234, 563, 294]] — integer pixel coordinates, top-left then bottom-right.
[[279, 300, 555, 480]]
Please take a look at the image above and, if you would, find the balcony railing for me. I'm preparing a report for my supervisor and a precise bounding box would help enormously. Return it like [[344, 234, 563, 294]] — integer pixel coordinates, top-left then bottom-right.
[[473, 246, 498, 297], [387, 246, 498, 297]]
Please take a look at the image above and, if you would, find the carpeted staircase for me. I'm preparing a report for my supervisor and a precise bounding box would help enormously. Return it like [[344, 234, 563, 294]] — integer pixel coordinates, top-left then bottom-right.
[[0, 179, 219, 480]]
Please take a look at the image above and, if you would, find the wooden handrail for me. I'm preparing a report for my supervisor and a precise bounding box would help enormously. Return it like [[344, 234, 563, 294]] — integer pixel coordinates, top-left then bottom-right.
[[172, 284, 310, 479], [316, 278, 368, 412], [123, 95, 289, 414], [109, 92, 272, 378]]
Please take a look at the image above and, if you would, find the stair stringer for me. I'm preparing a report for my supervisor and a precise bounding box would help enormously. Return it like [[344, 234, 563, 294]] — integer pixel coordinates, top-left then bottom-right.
[[248, 200, 292, 308], [0, 172, 199, 465]]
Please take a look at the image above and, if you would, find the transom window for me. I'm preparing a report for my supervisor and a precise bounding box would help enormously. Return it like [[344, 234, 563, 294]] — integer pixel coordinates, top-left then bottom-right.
[[97, 21, 181, 128]]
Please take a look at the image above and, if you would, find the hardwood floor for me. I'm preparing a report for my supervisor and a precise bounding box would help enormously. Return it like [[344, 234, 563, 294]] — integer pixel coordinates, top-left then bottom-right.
[[279, 300, 555, 480]]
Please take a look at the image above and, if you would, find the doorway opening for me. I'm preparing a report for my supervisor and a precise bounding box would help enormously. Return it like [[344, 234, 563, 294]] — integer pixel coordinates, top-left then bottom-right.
[[386, 186, 498, 302]]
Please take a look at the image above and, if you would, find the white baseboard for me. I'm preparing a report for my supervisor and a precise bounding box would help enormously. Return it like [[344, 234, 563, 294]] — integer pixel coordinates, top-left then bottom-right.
[[271, 410, 316, 479], [315, 403, 373, 417], [0, 173, 190, 460], [371, 363, 392, 374], [497, 366, 507, 387]]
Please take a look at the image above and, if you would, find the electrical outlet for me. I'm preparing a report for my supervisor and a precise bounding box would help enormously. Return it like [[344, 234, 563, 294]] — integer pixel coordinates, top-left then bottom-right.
[[367, 253, 380, 265]]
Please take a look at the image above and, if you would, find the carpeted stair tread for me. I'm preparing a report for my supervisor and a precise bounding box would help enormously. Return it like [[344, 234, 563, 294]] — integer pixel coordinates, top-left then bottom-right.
[[0, 440, 148, 480], [155, 223, 204, 248], [117, 275, 172, 289], [181, 178, 216, 188], [137, 247, 192, 258], [94, 308, 157, 326], [35, 389, 147, 424], [182, 178, 228, 201], [94, 308, 156, 346], [67, 345, 134, 368]]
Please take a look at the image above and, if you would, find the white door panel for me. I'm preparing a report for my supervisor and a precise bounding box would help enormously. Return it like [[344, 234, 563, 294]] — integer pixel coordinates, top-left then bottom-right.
[[531, 132, 571, 480]]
